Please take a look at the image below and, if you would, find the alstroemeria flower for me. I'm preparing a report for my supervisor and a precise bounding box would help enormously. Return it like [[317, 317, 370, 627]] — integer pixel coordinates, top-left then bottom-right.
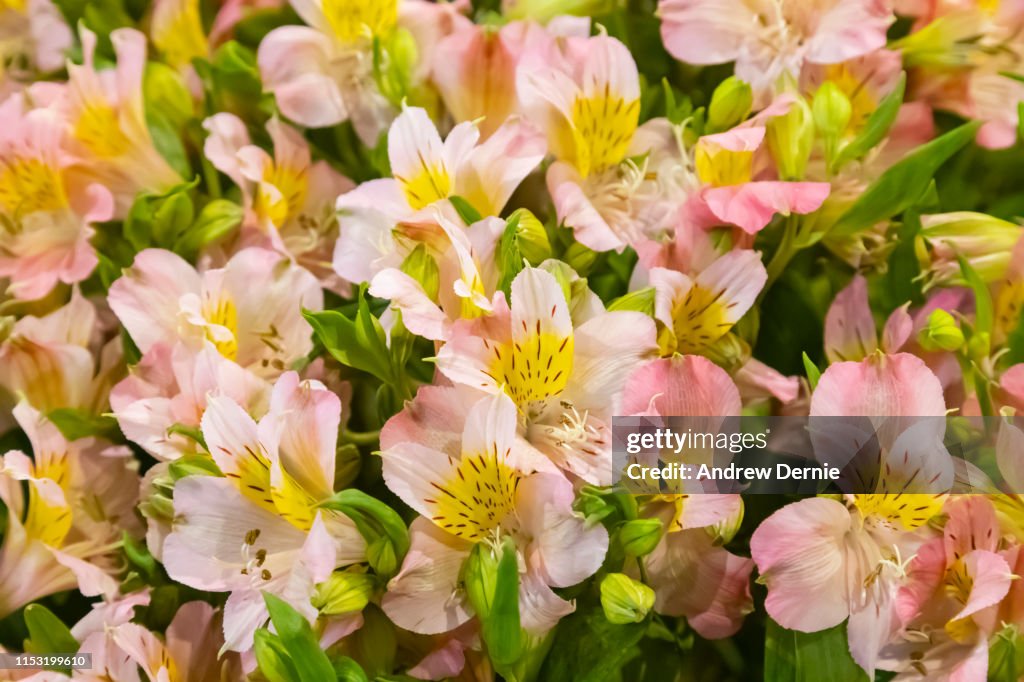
[[150, 0, 209, 70], [437, 265, 658, 484], [519, 33, 654, 252], [58, 27, 183, 212], [823, 275, 914, 363], [0, 402, 141, 618], [753, 350, 953, 677], [108, 247, 323, 379], [70, 591, 154, 682], [258, 0, 466, 145], [658, 0, 894, 101], [110, 341, 270, 461], [0, 288, 121, 414], [380, 391, 608, 635], [875, 497, 1015, 681], [0, 96, 113, 299], [621, 356, 755, 639], [648, 250, 767, 356], [368, 209, 504, 341], [163, 372, 366, 651], [203, 113, 354, 289]]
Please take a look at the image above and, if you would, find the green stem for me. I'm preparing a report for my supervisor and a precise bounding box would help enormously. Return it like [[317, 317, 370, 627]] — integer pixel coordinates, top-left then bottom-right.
[[342, 429, 382, 447], [764, 216, 799, 290]]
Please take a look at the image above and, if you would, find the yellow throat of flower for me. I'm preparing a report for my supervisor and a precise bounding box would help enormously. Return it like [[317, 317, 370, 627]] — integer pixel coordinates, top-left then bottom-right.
[[24, 454, 72, 548], [323, 0, 398, 44], [74, 102, 133, 159], [152, 0, 209, 69], [487, 329, 574, 406], [0, 157, 66, 216], [853, 493, 947, 530], [427, 448, 521, 542], [569, 91, 639, 178], [202, 295, 239, 361], [669, 285, 734, 355], [258, 162, 310, 227]]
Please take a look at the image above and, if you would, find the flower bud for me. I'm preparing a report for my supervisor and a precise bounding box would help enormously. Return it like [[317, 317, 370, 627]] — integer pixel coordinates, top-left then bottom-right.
[[812, 82, 853, 139], [313, 569, 375, 615], [600, 573, 655, 625], [918, 212, 1022, 289], [619, 518, 663, 558], [400, 244, 440, 301], [968, 330, 991, 361], [708, 77, 753, 132], [502, 0, 610, 22], [508, 208, 551, 266], [462, 541, 500, 621], [917, 309, 964, 352], [608, 287, 655, 316], [767, 93, 815, 180], [564, 241, 598, 275]]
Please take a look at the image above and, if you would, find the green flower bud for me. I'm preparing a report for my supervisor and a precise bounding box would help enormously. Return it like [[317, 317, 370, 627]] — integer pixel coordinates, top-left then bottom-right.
[[508, 208, 551, 265], [767, 91, 815, 180], [968, 331, 991, 361], [608, 287, 655, 316], [918, 212, 1022, 289], [600, 573, 655, 625], [812, 82, 853, 139], [619, 518, 663, 558], [917, 309, 964, 352], [173, 199, 243, 257], [400, 244, 440, 301], [708, 77, 753, 132], [313, 569, 375, 615], [143, 62, 194, 129], [462, 542, 500, 621], [564, 242, 598, 275]]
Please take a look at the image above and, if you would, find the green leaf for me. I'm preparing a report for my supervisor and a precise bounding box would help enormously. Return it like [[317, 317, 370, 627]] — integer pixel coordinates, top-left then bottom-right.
[[168, 453, 222, 479], [802, 352, 821, 391], [304, 301, 395, 384], [764, 619, 868, 682], [483, 537, 523, 669], [46, 408, 118, 441], [122, 532, 160, 584], [253, 629, 301, 682], [538, 600, 646, 682], [152, 191, 194, 246], [608, 287, 655, 316], [333, 656, 370, 682], [958, 254, 994, 337], [320, 489, 410, 579], [147, 109, 192, 180], [449, 195, 482, 225], [831, 72, 906, 171], [990, 625, 1024, 682], [262, 593, 336, 681], [830, 121, 980, 237], [23, 604, 78, 656], [883, 212, 925, 311], [173, 199, 243, 257], [497, 212, 525, 296]]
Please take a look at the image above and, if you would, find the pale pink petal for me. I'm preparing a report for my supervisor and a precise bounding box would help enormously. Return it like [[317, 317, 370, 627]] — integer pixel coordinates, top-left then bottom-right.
[[519, 570, 574, 635], [563, 311, 658, 410], [658, 0, 753, 65], [811, 353, 947, 417], [805, 0, 894, 64], [547, 161, 625, 252], [622, 356, 741, 417], [370, 269, 450, 341], [258, 26, 346, 128], [882, 304, 914, 354], [750, 497, 853, 632], [382, 518, 473, 635], [824, 275, 878, 363], [700, 182, 831, 235]]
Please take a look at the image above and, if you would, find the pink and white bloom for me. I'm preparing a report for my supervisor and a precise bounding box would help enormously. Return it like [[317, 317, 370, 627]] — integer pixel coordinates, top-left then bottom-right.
[[0, 96, 113, 299], [203, 113, 353, 289], [110, 341, 271, 461], [108, 247, 323, 379], [622, 356, 755, 638], [658, 0, 894, 101], [380, 391, 608, 635], [0, 288, 121, 413], [57, 27, 184, 212], [823, 275, 914, 363], [0, 402, 141, 618], [437, 265, 658, 484], [649, 249, 768, 356], [877, 497, 1015, 681], [163, 372, 366, 651]]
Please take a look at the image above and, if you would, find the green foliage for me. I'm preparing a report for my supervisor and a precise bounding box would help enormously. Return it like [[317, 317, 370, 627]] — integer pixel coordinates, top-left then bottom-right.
[[764, 620, 868, 682], [260, 593, 339, 682]]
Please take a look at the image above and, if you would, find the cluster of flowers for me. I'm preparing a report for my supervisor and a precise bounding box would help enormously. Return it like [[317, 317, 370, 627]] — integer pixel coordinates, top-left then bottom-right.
[[2, 0, 1024, 679]]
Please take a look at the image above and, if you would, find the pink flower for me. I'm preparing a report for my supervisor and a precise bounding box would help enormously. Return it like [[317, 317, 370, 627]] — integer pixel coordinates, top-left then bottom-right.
[[163, 372, 366, 651], [436, 265, 657, 483], [57, 27, 184, 212], [380, 391, 608, 635], [0, 289, 119, 413], [823, 275, 914, 363], [0, 96, 113, 299], [110, 341, 270, 461], [658, 0, 894, 100], [0, 403, 140, 618], [649, 250, 767, 356], [876, 497, 1015, 680], [203, 113, 353, 289], [108, 247, 323, 379]]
